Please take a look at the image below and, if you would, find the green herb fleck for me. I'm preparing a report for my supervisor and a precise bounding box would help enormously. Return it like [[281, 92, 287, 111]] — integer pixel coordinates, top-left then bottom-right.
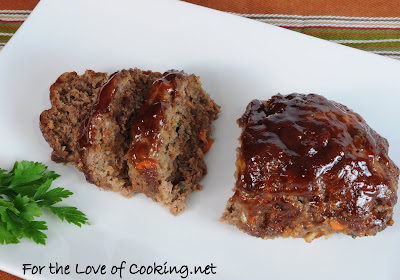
[[184, 129, 194, 138], [0, 161, 89, 245], [176, 122, 182, 133], [179, 183, 185, 193]]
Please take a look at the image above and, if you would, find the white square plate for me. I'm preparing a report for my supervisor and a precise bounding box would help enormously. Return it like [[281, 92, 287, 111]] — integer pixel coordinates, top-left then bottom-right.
[[1, 0, 399, 279]]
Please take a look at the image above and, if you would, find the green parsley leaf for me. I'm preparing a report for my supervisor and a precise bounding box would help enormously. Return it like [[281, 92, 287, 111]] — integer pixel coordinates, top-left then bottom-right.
[[23, 221, 48, 245], [0, 207, 27, 237], [0, 161, 89, 245], [184, 129, 194, 138], [13, 194, 43, 222], [34, 179, 73, 207], [0, 220, 19, 245], [47, 206, 89, 227], [179, 183, 185, 193], [0, 199, 18, 214], [9, 161, 48, 187], [0, 169, 12, 186]]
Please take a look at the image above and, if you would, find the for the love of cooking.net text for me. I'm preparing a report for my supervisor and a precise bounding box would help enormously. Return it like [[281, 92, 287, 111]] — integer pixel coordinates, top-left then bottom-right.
[[22, 261, 217, 279]]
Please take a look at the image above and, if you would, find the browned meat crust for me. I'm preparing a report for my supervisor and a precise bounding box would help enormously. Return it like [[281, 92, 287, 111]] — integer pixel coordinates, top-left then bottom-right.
[[221, 93, 399, 241], [40, 69, 220, 215], [40, 70, 108, 163]]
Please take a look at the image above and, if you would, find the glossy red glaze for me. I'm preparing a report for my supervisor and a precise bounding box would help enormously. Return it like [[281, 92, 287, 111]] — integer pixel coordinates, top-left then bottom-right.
[[77, 72, 119, 154], [235, 93, 398, 235], [127, 70, 186, 180]]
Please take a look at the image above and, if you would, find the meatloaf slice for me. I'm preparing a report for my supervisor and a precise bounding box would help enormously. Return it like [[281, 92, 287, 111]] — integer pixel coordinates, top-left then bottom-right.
[[221, 93, 399, 242], [126, 70, 220, 215], [76, 69, 162, 192], [40, 70, 108, 163], [40, 68, 220, 214]]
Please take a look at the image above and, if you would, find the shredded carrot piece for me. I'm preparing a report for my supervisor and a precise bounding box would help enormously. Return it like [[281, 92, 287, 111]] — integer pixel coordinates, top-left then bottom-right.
[[199, 130, 207, 142], [315, 233, 323, 239], [305, 232, 317, 243], [49, 120, 55, 129], [204, 139, 214, 153], [135, 159, 157, 170], [330, 220, 345, 230]]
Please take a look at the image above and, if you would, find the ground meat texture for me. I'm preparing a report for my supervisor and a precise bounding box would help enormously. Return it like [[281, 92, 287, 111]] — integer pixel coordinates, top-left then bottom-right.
[[76, 69, 162, 192], [40, 70, 108, 163], [40, 68, 220, 214], [126, 70, 220, 215], [220, 93, 399, 242]]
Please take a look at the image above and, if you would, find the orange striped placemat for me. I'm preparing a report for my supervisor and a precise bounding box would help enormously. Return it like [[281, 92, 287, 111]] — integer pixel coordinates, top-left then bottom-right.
[[184, 0, 400, 59], [232, 14, 400, 59], [0, 270, 23, 280], [2, 1, 400, 59], [0, 10, 30, 50]]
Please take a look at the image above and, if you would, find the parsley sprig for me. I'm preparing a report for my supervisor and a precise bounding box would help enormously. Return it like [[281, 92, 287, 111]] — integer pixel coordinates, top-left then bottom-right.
[[0, 161, 89, 245]]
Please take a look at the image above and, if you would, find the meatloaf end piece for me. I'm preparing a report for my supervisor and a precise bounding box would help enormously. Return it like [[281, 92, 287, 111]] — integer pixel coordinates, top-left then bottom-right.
[[40, 70, 108, 163], [220, 93, 399, 242], [126, 70, 220, 215], [77, 69, 162, 192]]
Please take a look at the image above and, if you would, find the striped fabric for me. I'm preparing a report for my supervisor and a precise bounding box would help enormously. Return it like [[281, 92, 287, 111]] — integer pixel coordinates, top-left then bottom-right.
[[0, 10, 30, 50], [236, 14, 400, 59], [1, 10, 400, 60]]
